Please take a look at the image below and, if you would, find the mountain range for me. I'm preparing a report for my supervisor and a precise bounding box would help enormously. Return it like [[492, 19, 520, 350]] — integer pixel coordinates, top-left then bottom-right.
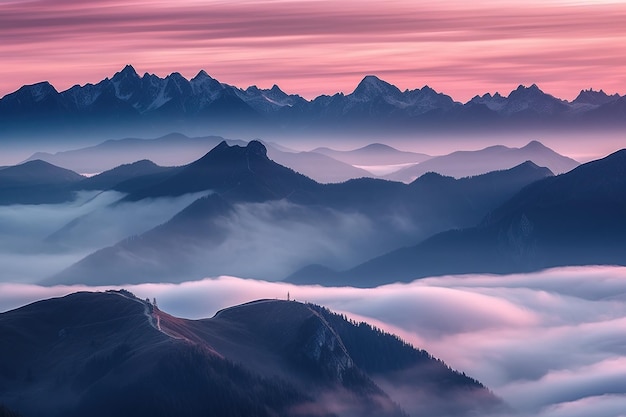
[[1, 137, 607, 286], [0, 135, 618, 288], [288, 148, 626, 287], [0, 291, 504, 417], [3, 65, 625, 417], [45, 140, 552, 284], [1, 65, 624, 141], [23, 133, 377, 184], [312, 143, 430, 167], [22, 132, 577, 184], [384, 140, 579, 182]]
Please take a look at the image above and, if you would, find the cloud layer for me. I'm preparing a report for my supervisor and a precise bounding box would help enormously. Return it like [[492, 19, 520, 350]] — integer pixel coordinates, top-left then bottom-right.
[[0, 190, 209, 282], [1, 1, 625, 101], [2, 265, 625, 416]]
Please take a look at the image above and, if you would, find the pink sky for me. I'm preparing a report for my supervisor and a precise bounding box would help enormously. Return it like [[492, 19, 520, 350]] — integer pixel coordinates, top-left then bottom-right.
[[1, 0, 626, 101]]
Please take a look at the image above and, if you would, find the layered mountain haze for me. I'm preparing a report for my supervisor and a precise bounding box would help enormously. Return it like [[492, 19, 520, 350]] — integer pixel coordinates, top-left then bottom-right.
[[46, 140, 552, 285], [24, 133, 246, 174], [2, 65, 625, 144], [265, 148, 374, 183], [289, 148, 626, 287], [44, 191, 210, 252], [21, 130, 576, 185], [2, 6, 626, 411], [121, 139, 319, 202], [0, 291, 503, 417], [23, 132, 376, 184], [385, 140, 579, 182], [311, 143, 431, 176]]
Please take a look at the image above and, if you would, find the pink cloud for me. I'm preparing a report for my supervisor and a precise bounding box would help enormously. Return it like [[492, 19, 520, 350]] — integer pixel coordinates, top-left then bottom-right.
[[2, 265, 626, 415]]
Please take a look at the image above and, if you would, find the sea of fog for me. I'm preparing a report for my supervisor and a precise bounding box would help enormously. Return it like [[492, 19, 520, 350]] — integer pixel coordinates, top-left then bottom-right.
[[2, 265, 626, 417]]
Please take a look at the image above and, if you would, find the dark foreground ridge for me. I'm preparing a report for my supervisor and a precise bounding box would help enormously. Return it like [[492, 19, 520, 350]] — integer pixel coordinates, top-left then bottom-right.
[[0, 291, 505, 417]]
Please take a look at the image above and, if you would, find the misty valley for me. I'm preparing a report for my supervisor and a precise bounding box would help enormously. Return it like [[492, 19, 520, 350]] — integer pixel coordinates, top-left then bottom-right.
[[1, 137, 577, 285], [1, 68, 626, 417]]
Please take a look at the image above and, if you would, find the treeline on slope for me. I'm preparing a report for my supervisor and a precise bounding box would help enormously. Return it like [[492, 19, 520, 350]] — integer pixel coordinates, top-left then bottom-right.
[[308, 304, 486, 389]]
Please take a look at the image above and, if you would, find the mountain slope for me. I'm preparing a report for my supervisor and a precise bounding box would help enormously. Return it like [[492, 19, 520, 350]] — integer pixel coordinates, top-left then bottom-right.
[[385, 140, 578, 182], [0, 291, 503, 417], [23, 132, 374, 184], [0, 160, 83, 205], [265, 146, 374, 183], [123, 140, 320, 202], [77, 159, 177, 191], [293, 149, 626, 287], [311, 143, 431, 167], [50, 143, 552, 285], [24, 133, 246, 173]]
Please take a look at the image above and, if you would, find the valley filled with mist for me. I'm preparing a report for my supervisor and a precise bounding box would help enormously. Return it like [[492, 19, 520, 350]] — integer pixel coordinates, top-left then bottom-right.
[[1, 68, 626, 417]]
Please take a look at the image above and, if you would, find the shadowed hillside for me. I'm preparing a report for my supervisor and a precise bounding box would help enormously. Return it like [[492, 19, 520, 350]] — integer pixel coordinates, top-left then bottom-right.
[[0, 292, 505, 417]]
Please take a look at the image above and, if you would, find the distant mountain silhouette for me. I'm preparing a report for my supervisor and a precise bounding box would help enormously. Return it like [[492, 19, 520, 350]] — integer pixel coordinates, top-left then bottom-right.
[[0, 160, 83, 204], [311, 143, 431, 166], [385, 140, 578, 182], [51, 142, 552, 284], [24, 133, 246, 173], [23, 132, 375, 184], [289, 149, 626, 287], [265, 147, 374, 183], [572, 88, 621, 106], [2, 66, 624, 141], [123, 140, 320, 202], [0, 292, 504, 417], [77, 159, 177, 191]]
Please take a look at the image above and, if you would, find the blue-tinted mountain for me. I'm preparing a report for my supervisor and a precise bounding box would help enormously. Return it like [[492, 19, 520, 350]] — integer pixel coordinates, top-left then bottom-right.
[[236, 83, 308, 113], [573, 88, 621, 106], [0, 160, 83, 205], [500, 84, 569, 117], [265, 147, 374, 183], [583, 95, 626, 122], [0, 82, 67, 129], [123, 140, 320, 202], [2, 66, 624, 141], [26, 132, 372, 184], [289, 149, 626, 287], [312, 143, 431, 166], [303, 76, 459, 131], [0, 291, 503, 417], [77, 160, 177, 191], [386, 140, 578, 182], [51, 142, 551, 284], [25, 133, 246, 173]]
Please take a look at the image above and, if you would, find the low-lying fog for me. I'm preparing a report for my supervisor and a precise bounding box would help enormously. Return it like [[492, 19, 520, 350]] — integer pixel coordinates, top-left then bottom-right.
[[2, 265, 625, 417], [0, 190, 210, 282], [0, 190, 428, 284]]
